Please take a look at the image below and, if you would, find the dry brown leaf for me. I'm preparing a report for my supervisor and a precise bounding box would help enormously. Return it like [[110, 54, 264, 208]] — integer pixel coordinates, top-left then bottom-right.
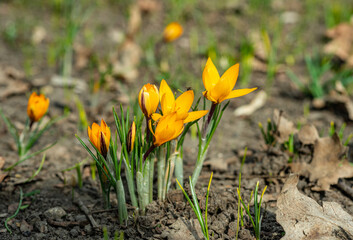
[[297, 124, 319, 145], [291, 133, 353, 191], [204, 158, 228, 172], [138, 0, 161, 13], [277, 175, 353, 239], [273, 109, 298, 144], [0, 156, 7, 183], [324, 22, 353, 67], [127, 4, 141, 38], [112, 39, 141, 83], [325, 93, 353, 121], [234, 90, 267, 117], [0, 66, 29, 100]]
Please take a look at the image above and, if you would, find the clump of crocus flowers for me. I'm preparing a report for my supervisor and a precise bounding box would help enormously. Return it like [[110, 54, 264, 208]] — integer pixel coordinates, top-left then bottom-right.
[[77, 57, 257, 223], [0, 91, 59, 171]]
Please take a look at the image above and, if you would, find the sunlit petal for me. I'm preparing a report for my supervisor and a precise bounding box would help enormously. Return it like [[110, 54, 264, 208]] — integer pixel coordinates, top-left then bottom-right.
[[219, 63, 239, 90], [160, 80, 175, 115], [151, 113, 162, 121], [223, 88, 258, 101], [184, 110, 208, 123], [175, 90, 194, 114], [202, 58, 220, 91]]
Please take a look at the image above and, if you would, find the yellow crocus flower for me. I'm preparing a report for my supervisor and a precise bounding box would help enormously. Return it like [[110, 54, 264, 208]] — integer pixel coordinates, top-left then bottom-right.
[[138, 84, 160, 118], [149, 113, 184, 146], [163, 22, 183, 42], [88, 119, 111, 157], [202, 58, 257, 103], [152, 79, 208, 123], [27, 92, 50, 123]]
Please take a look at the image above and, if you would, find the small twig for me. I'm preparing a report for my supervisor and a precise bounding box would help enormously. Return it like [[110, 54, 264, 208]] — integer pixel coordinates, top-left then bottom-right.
[[47, 218, 88, 228], [91, 205, 136, 214], [335, 179, 353, 200], [73, 197, 100, 231]]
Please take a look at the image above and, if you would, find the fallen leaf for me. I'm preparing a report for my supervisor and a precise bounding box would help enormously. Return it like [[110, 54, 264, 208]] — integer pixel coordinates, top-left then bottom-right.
[[325, 93, 353, 121], [234, 90, 267, 117], [273, 109, 298, 144], [277, 175, 353, 239], [291, 133, 353, 191], [297, 124, 319, 145], [324, 22, 353, 67], [127, 4, 141, 38], [0, 66, 29, 100], [138, 0, 161, 13], [112, 39, 141, 83], [0, 156, 7, 183], [204, 158, 228, 172]]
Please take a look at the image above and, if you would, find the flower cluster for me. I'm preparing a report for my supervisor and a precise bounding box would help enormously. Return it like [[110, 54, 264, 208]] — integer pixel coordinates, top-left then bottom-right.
[[78, 57, 257, 222], [139, 79, 208, 146]]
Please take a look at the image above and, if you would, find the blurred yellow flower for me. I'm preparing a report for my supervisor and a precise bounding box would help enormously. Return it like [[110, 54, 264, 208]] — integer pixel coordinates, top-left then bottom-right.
[[202, 58, 257, 103], [127, 121, 136, 153], [149, 113, 184, 146], [27, 92, 50, 123], [138, 83, 160, 118], [152, 79, 208, 123], [163, 22, 183, 42], [88, 119, 111, 157]]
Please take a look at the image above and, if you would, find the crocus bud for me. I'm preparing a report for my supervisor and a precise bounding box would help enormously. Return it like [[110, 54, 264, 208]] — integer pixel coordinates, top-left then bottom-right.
[[138, 83, 159, 118], [163, 22, 183, 42], [127, 121, 136, 153], [27, 92, 50, 123], [88, 119, 111, 158]]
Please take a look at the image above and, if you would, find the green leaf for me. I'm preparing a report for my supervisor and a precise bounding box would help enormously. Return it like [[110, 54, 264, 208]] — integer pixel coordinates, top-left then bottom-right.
[[0, 108, 20, 148], [25, 115, 66, 152], [5, 142, 56, 171]]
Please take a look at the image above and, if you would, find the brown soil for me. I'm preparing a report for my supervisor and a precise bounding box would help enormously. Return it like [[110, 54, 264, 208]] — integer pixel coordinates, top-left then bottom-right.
[[1, 1, 353, 240]]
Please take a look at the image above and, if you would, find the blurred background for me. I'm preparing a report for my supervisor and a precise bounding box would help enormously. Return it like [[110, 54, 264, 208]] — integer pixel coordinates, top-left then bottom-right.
[[1, 0, 353, 135]]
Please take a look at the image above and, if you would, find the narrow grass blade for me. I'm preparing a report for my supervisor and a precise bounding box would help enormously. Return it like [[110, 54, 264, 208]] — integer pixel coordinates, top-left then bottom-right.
[[5, 188, 23, 234]]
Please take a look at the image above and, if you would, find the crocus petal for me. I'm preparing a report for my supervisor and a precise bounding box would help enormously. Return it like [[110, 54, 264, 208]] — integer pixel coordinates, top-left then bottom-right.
[[151, 113, 162, 121], [202, 58, 220, 91], [219, 63, 239, 91], [175, 90, 194, 114], [184, 110, 208, 123], [160, 79, 175, 115], [209, 77, 234, 103], [223, 88, 258, 101]]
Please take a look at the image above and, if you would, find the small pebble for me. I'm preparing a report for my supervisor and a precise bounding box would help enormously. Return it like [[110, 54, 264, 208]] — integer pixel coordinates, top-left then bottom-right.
[[34, 221, 48, 233], [44, 207, 66, 220], [84, 224, 92, 234], [75, 214, 87, 222]]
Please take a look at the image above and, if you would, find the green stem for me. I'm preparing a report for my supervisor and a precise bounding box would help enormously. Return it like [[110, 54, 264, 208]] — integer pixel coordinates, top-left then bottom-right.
[[191, 139, 208, 187], [149, 157, 154, 203], [157, 147, 166, 200], [201, 103, 217, 139], [136, 171, 144, 212], [136, 160, 150, 214], [163, 152, 176, 200], [174, 153, 183, 189], [76, 165, 82, 188], [125, 167, 138, 207], [116, 179, 128, 224]]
